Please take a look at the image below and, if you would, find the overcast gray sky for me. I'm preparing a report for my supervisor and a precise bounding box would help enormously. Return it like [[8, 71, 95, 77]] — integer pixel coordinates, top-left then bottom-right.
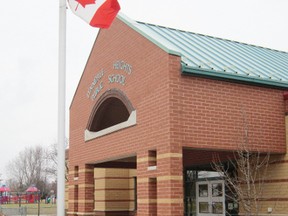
[[1, 0, 287, 183]]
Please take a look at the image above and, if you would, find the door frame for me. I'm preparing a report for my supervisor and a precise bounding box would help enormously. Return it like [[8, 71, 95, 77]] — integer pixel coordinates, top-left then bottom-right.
[[196, 179, 225, 216]]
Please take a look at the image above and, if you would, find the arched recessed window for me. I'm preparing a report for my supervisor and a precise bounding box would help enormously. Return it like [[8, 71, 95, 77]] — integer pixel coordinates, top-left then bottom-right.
[[85, 89, 136, 141]]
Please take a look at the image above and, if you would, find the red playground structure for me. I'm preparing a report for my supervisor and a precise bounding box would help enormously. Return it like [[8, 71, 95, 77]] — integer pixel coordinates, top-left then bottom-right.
[[0, 185, 40, 204]]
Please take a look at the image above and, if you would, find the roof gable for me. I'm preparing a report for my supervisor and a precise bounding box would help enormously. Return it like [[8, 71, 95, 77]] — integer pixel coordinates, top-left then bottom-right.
[[118, 13, 288, 88]]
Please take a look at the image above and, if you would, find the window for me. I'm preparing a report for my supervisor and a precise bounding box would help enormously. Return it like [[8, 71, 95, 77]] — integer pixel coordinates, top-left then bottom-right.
[[85, 89, 136, 141], [74, 166, 79, 178]]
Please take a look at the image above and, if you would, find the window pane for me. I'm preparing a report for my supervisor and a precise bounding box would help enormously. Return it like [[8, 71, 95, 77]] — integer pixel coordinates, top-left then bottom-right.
[[199, 202, 209, 213], [212, 183, 222, 197], [199, 184, 208, 197], [212, 202, 223, 214]]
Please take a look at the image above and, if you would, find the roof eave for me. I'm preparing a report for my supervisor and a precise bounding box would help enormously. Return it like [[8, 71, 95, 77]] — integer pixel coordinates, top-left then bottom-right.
[[182, 64, 288, 89], [117, 13, 181, 56]]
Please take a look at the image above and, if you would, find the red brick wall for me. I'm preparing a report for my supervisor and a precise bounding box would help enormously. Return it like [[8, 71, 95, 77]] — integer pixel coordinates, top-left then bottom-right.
[[69, 16, 287, 216], [70, 17, 286, 173], [69, 18, 171, 166], [169, 64, 286, 153], [69, 17, 173, 215]]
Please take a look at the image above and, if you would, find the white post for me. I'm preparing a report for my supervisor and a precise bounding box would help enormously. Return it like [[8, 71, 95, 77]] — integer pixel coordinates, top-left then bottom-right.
[[57, 0, 66, 215]]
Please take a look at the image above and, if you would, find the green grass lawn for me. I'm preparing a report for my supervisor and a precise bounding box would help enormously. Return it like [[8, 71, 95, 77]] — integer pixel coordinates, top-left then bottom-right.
[[0, 203, 56, 215]]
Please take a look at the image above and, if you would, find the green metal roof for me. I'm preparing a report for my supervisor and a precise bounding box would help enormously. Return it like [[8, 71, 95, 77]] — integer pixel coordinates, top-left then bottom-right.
[[118, 13, 288, 88]]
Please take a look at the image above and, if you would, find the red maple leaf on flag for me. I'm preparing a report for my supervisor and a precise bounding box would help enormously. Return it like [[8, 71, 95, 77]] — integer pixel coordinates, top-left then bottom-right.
[[75, 0, 95, 10]]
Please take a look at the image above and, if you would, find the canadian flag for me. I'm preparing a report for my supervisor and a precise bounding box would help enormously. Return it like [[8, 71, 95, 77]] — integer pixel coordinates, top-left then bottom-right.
[[67, 0, 120, 28]]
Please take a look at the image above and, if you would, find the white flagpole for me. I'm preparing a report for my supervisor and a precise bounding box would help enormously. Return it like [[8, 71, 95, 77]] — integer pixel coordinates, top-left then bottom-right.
[[57, 0, 66, 215]]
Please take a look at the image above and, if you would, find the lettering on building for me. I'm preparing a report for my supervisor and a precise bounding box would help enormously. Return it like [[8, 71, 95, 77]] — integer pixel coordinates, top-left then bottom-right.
[[108, 74, 126, 85], [87, 61, 133, 101], [113, 60, 132, 75], [91, 81, 103, 100], [87, 69, 104, 98]]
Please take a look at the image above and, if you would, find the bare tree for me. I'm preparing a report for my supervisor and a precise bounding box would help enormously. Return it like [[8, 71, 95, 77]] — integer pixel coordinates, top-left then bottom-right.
[[212, 113, 272, 216], [45, 139, 69, 181], [210, 106, 283, 216], [6, 140, 69, 195], [45, 142, 58, 179], [213, 146, 270, 216], [6, 145, 48, 191]]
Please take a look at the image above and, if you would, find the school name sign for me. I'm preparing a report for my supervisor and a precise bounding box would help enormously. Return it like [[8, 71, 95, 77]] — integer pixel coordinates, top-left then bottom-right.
[[86, 60, 133, 100]]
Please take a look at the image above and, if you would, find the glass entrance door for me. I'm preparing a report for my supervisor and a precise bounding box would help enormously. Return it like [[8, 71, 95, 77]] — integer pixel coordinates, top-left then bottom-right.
[[196, 180, 225, 216]]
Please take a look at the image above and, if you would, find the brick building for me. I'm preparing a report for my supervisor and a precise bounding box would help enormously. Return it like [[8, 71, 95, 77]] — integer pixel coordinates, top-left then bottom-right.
[[68, 13, 288, 216]]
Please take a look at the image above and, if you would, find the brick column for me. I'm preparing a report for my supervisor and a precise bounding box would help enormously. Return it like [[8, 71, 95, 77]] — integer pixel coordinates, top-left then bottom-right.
[[157, 149, 184, 216], [136, 148, 184, 216], [67, 166, 79, 216], [284, 92, 288, 150], [257, 92, 288, 214], [77, 164, 95, 215], [136, 150, 157, 216], [67, 185, 78, 216]]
